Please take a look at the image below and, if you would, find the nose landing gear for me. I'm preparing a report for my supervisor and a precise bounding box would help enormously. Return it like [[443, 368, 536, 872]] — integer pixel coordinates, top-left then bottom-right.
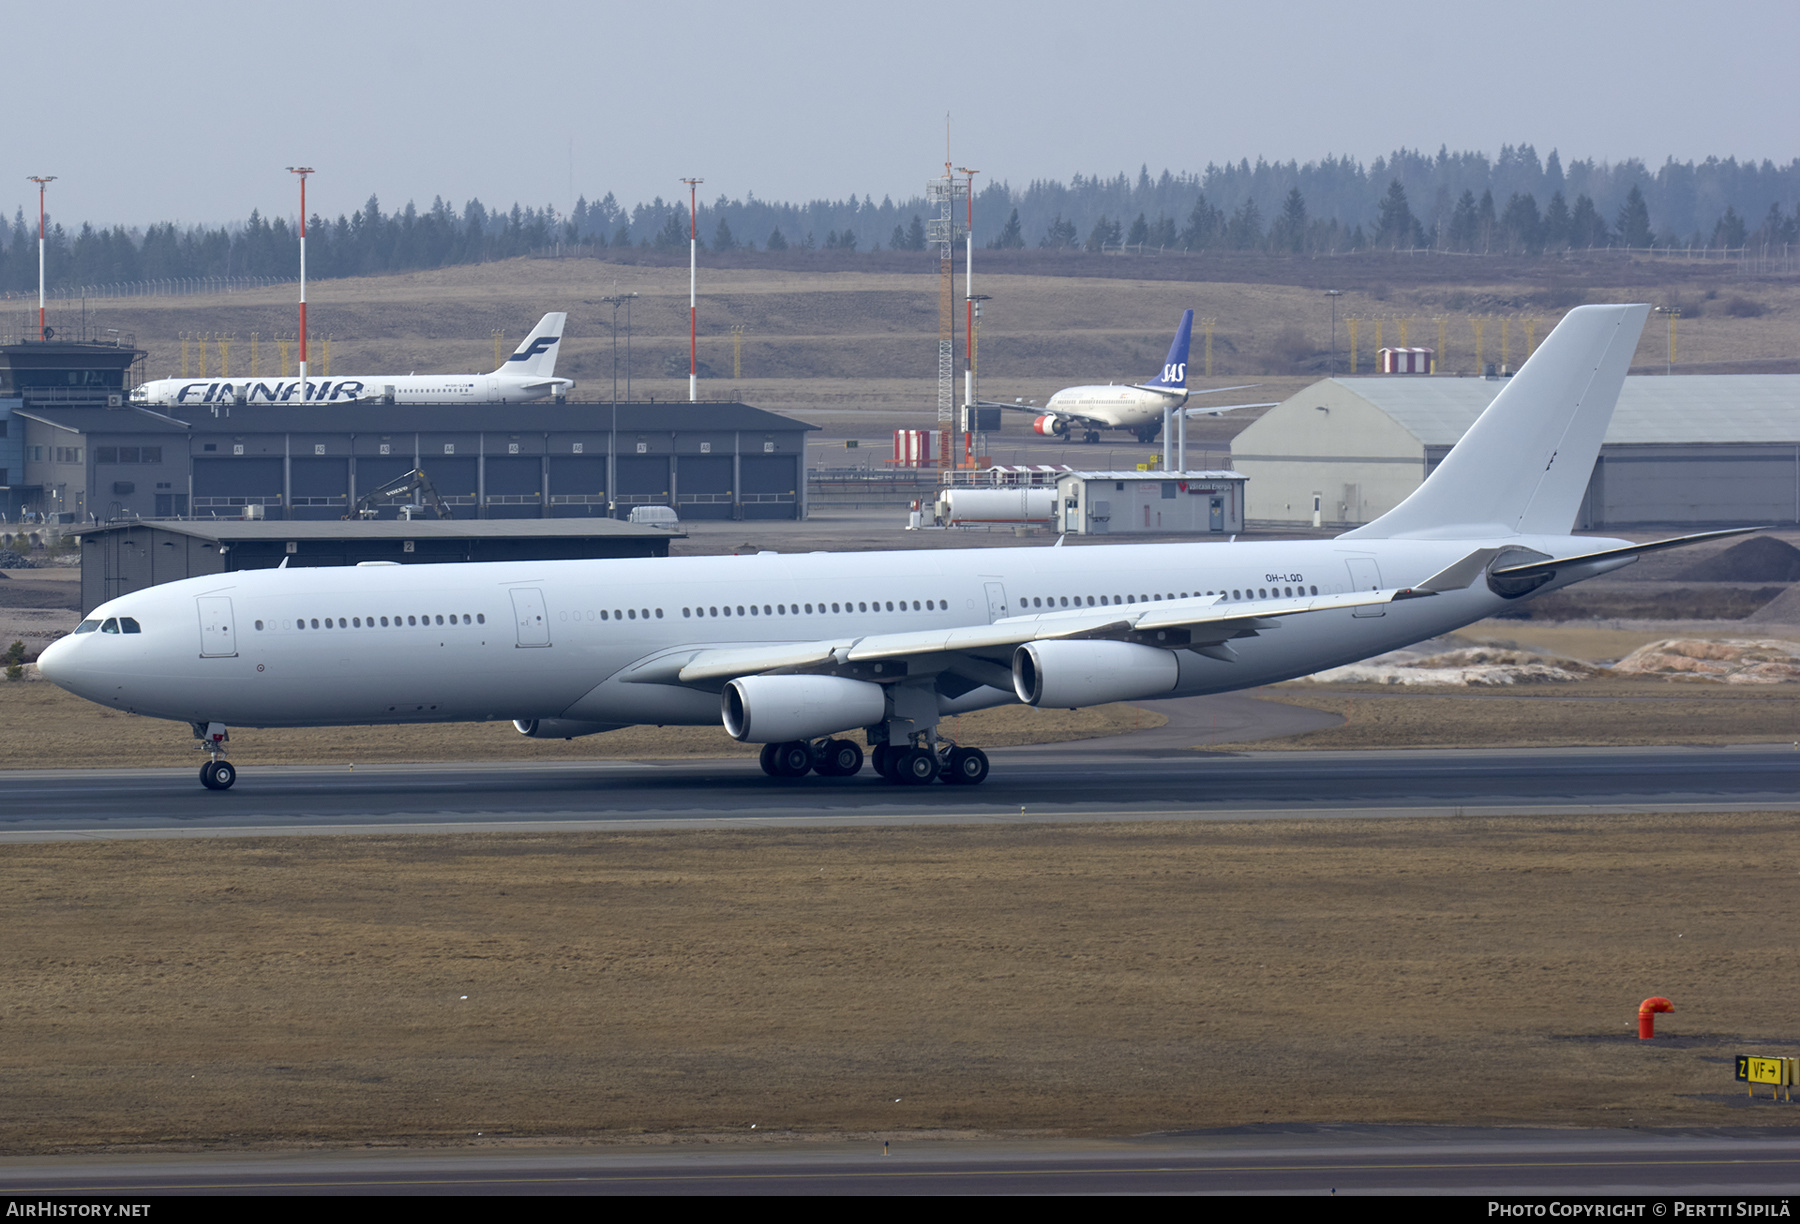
[[192, 721, 236, 790]]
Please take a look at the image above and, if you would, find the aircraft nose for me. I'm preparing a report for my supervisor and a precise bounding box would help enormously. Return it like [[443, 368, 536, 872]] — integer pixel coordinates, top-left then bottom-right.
[[35, 634, 77, 687]]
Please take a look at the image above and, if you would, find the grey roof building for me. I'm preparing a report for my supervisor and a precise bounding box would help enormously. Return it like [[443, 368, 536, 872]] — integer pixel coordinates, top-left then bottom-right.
[[1231, 375, 1800, 529], [15, 400, 815, 525]]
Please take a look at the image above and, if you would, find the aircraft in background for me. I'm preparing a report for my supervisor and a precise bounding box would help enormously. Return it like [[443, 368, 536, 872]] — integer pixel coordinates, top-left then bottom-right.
[[981, 309, 1274, 443], [43, 304, 1752, 792], [130, 312, 573, 408]]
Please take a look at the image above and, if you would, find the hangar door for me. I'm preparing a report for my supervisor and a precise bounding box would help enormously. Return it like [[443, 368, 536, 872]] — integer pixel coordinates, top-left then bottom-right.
[[193, 457, 282, 513], [676, 454, 733, 520], [739, 454, 798, 520]]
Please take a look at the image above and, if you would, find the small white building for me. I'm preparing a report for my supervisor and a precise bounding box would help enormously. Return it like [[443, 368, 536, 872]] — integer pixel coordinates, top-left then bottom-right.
[[1231, 375, 1800, 529], [1052, 470, 1247, 535]]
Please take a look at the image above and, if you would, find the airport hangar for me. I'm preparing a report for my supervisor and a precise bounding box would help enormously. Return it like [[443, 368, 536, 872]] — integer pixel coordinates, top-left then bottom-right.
[[1231, 374, 1800, 530], [11, 398, 816, 525]]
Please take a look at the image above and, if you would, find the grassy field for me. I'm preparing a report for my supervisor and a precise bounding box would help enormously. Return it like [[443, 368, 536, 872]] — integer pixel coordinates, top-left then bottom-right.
[[39, 253, 1799, 438], [1260, 677, 1800, 750], [0, 814, 1791, 1152]]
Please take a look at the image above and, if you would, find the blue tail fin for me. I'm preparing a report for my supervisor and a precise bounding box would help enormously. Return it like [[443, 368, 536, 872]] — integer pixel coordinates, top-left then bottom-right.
[[1141, 310, 1194, 390]]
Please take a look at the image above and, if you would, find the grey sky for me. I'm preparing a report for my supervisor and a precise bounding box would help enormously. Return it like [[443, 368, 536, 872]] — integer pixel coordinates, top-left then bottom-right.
[[11, 0, 1796, 230]]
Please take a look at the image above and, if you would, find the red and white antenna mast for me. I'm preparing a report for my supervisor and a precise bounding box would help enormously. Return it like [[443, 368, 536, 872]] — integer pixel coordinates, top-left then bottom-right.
[[287, 167, 313, 391], [681, 177, 703, 402], [957, 165, 978, 464], [27, 176, 56, 340]]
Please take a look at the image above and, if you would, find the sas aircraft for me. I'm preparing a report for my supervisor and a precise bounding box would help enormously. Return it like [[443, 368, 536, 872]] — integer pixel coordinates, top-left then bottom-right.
[[43, 304, 1750, 791], [983, 309, 1274, 443], [130, 312, 573, 408]]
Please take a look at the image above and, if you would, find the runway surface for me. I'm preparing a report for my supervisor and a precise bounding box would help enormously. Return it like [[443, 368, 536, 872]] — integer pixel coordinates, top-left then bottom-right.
[[2, 1129, 1796, 1195], [4, 740, 1797, 842]]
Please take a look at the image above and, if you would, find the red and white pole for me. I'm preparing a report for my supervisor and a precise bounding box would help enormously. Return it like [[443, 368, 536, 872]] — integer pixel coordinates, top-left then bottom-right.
[[28, 176, 55, 340], [958, 168, 978, 469], [288, 167, 313, 392], [682, 177, 702, 402]]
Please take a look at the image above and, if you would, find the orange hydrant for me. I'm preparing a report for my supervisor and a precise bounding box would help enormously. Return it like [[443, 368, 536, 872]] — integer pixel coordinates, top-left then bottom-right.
[[1639, 996, 1674, 1039]]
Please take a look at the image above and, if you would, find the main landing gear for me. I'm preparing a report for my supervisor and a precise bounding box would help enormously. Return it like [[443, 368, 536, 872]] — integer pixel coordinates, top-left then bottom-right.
[[872, 742, 989, 786], [193, 720, 236, 790], [757, 737, 989, 785], [760, 737, 865, 779]]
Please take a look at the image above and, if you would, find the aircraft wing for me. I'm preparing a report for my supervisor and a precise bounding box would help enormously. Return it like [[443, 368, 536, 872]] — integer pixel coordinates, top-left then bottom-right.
[[974, 400, 1121, 430], [674, 586, 1426, 686], [1178, 401, 1279, 417]]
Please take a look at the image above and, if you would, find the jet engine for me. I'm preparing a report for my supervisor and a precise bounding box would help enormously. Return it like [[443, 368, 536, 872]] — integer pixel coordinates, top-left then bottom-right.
[[1012, 639, 1179, 708], [1033, 414, 1069, 437], [513, 718, 627, 740], [721, 674, 887, 743]]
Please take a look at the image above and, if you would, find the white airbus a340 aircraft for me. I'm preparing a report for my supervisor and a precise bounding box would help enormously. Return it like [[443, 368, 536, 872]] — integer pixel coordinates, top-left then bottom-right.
[[129, 313, 573, 407], [42, 303, 1747, 791], [983, 309, 1273, 443]]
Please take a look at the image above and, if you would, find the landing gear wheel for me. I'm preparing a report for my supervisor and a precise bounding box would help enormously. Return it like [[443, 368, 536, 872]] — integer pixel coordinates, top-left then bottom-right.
[[896, 748, 939, 786], [200, 760, 236, 790], [814, 738, 864, 777], [1084, 430, 1100, 444], [872, 744, 898, 780], [759, 743, 782, 777], [942, 747, 989, 785], [772, 740, 813, 777]]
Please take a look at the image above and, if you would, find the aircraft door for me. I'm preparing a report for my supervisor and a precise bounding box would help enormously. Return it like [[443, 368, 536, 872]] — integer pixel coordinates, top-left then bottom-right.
[[197, 596, 237, 657], [984, 582, 1010, 622], [1345, 557, 1385, 617], [510, 588, 551, 646]]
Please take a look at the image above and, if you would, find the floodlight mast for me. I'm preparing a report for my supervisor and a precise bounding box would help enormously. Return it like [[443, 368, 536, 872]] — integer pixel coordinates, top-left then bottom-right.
[[681, 177, 703, 402], [287, 167, 314, 390], [27, 176, 56, 340]]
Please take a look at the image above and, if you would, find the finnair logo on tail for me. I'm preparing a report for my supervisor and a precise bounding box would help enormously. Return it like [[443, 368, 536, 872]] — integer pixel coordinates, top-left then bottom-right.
[[508, 337, 559, 362]]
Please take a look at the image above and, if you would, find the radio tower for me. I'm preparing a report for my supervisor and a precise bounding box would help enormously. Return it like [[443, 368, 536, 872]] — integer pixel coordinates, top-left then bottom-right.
[[925, 141, 968, 474]]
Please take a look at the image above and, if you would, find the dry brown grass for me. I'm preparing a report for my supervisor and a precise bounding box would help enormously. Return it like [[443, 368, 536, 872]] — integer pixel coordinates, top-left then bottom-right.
[[66, 257, 1800, 428], [1, 814, 1791, 1152], [1259, 676, 1800, 750], [0, 679, 1162, 770]]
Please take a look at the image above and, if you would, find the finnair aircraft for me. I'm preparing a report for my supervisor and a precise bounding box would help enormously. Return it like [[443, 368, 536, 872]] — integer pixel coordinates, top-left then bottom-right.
[[129, 313, 573, 408], [42, 304, 1745, 792], [983, 309, 1273, 443]]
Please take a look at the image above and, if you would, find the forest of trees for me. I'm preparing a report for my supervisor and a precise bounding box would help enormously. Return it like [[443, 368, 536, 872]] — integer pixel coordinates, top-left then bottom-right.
[[4, 145, 1799, 294]]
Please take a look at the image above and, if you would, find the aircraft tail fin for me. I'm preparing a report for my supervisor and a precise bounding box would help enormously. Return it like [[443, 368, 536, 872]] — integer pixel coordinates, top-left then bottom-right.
[[1342, 303, 1650, 540], [1140, 309, 1195, 391], [495, 312, 567, 377]]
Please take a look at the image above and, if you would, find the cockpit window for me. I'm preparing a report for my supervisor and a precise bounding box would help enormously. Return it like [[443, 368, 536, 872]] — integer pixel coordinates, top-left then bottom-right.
[[119, 617, 142, 633], [101, 618, 120, 634], [74, 619, 101, 634]]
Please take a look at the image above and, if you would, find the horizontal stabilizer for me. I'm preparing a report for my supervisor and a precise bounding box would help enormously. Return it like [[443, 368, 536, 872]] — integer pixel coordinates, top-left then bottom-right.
[[1491, 527, 1766, 580]]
